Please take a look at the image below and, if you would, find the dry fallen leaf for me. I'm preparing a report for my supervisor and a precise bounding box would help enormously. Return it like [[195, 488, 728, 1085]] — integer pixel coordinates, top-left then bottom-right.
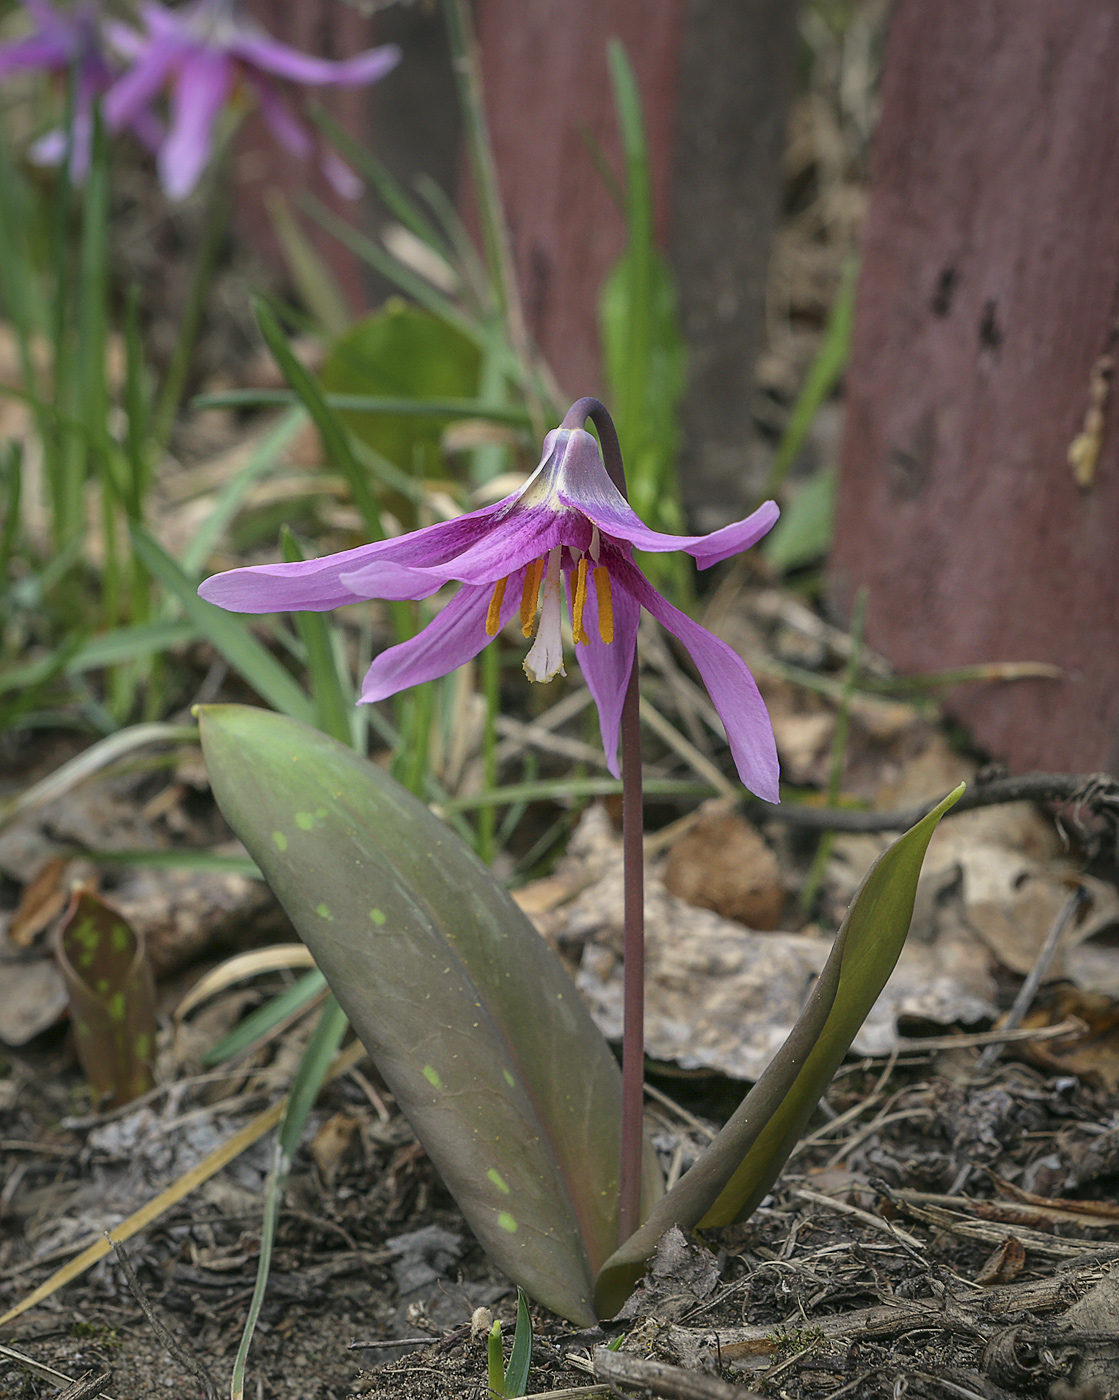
[[973, 1235, 1026, 1286], [9, 856, 74, 948], [662, 800, 784, 929], [1020, 986, 1119, 1091]]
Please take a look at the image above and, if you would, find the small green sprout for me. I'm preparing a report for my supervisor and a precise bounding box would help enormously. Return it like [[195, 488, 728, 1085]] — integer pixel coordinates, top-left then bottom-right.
[[487, 1288, 533, 1398]]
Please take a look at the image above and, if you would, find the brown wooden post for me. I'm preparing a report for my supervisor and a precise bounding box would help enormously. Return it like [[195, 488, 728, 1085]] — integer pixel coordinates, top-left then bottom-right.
[[670, 0, 799, 529], [473, 0, 686, 398], [829, 0, 1119, 775]]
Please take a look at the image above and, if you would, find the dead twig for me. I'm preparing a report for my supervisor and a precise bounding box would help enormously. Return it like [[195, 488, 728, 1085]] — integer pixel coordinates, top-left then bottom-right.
[[974, 885, 1089, 1074], [107, 1235, 220, 1400], [593, 1346, 762, 1400], [0, 1343, 116, 1399], [751, 771, 1119, 832]]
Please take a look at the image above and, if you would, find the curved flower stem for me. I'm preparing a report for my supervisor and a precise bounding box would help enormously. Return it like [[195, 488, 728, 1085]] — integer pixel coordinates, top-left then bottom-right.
[[562, 397, 644, 1244]]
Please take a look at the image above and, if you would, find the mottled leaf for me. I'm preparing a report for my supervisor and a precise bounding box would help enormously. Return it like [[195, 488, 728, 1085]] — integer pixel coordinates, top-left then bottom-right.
[[56, 890, 157, 1109], [197, 704, 661, 1325], [594, 784, 964, 1316]]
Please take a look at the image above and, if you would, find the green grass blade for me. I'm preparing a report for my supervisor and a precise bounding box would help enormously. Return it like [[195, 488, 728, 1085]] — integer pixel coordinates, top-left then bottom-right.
[[122, 285, 151, 519], [764, 259, 856, 499], [131, 526, 315, 724], [0, 621, 197, 698], [253, 299, 384, 541], [302, 192, 484, 344], [191, 388, 531, 427], [181, 408, 304, 576], [268, 192, 353, 339], [310, 107, 453, 261], [504, 1288, 533, 1397], [487, 1321, 505, 1400], [84, 848, 261, 877], [0, 722, 198, 832], [606, 39, 653, 453], [280, 527, 356, 746], [229, 995, 349, 1400], [203, 970, 327, 1066], [0, 442, 23, 585]]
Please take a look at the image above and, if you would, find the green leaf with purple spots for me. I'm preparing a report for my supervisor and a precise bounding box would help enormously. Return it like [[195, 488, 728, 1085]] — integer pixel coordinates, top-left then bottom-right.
[[197, 704, 662, 1326]]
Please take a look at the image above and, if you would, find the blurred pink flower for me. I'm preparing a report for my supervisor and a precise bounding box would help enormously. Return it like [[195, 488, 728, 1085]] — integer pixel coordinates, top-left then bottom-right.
[[0, 0, 157, 179], [104, 0, 399, 199]]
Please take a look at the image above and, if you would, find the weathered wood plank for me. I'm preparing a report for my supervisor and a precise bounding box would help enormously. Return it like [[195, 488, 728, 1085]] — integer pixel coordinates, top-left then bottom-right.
[[830, 0, 1119, 774]]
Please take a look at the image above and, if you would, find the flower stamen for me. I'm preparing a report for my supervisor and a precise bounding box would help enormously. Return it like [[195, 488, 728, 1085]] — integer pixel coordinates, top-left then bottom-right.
[[594, 565, 614, 644], [485, 576, 508, 637], [523, 547, 566, 683], [572, 555, 591, 644], [520, 557, 545, 638]]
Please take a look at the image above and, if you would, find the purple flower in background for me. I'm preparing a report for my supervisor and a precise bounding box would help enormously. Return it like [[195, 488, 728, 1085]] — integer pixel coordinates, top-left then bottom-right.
[[103, 0, 400, 200], [0, 0, 146, 179], [198, 427, 781, 802]]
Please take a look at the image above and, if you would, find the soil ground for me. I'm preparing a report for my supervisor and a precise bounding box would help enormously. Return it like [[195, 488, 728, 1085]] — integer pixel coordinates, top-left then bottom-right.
[[3, 1030, 1119, 1399]]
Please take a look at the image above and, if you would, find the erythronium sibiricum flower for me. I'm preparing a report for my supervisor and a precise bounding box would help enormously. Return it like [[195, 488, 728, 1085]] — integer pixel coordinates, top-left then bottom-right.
[[103, 0, 400, 200], [199, 417, 781, 802], [0, 0, 159, 180]]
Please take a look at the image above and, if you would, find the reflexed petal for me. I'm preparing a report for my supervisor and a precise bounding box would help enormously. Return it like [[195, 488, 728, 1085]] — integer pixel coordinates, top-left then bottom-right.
[[200, 540, 400, 613], [139, 2, 183, 39], [249, 75, 312, 158], [607, 552, 780, 802], [104, 17, 146, 59], [159, 46, 232, 198], [321, 147, 362, 200], [410, 505, 582, 588], [0, 34, 71, 75], [339, 560, 445, 602], [681, 501, 781, 568], [359, 578, 521, 703], [29, 127, 69, 166], [104, 33, 184, 127], [198, 499, 520, 613], [231, 35, 401, 87], [568, 569, 639, 777], [550, 429, 779, 565]]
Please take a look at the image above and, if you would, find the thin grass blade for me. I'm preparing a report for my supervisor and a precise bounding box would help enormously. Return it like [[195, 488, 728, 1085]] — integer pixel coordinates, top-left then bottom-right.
[[229, 995, 349, 1400], [254, 298, 384, 540], [132, 526, 315, 724]]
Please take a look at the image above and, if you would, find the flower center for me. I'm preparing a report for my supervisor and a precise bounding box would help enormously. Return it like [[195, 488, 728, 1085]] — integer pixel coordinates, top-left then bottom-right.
[[522, 547, 565, 682], [484, 545, 615, 679]]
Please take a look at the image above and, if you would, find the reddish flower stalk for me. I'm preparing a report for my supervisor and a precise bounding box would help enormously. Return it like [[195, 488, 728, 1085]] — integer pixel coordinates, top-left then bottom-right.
[[558, 399, 646, 1244]]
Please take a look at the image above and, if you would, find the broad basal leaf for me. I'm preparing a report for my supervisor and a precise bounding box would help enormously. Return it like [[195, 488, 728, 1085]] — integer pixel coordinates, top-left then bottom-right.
[[198, 705, 662, 1326], [594, 784, 964, 1317]]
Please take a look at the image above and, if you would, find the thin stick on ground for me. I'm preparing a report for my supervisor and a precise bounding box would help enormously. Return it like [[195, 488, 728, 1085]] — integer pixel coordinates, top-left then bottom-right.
[[107, 1236, 220, 1400]]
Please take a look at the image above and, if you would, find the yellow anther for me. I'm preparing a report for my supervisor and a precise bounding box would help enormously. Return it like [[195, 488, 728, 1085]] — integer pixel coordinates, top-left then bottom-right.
[[520, 557, 545, 638], [485, 576, 507, 637], [594, 565, 614, 644], [572, 555, 590, 644]]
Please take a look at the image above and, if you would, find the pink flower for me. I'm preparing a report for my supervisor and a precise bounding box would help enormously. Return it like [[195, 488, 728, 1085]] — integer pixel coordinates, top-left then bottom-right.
[[0, 1, 158, 179], [103, 0, 399, 200], [199, 426, 781, 802]]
